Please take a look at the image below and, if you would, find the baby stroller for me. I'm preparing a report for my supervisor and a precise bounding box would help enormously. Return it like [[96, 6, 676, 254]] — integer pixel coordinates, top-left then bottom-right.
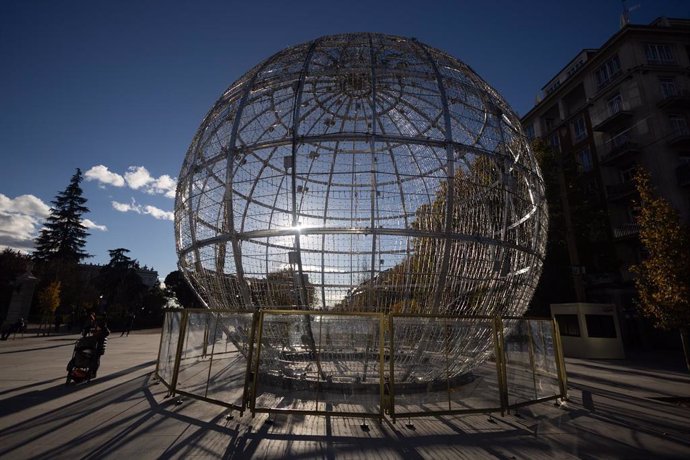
[[65, 335, 103, 384]]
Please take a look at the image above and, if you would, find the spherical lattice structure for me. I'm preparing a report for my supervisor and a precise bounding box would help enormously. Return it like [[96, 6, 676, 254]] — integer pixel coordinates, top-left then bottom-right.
[[175, 33, 547, 382]]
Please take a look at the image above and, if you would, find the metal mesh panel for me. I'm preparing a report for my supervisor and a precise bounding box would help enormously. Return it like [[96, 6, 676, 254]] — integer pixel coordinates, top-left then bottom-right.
[[175, 33, 548, 383], [205, 312, 253, 406], [253, 312, 382, 415], [529, 320, 560, 400], [176, 312, 213, 394], [157, 311, 565, 418], [503, 319, 538, 406], [157, 311, 181, 386], [390, 316, 501, 415]]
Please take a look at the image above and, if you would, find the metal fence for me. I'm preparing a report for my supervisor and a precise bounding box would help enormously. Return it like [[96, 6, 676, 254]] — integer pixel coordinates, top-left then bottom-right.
[[155, 309, 567, 422]]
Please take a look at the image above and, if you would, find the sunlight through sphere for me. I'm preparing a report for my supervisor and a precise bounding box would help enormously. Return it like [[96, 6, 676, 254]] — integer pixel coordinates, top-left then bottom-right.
[[175, 33, 547, 381]]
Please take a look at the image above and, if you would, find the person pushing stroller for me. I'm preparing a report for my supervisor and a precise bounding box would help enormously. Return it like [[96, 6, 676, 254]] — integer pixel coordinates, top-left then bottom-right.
[[67, 317, 109, 383]]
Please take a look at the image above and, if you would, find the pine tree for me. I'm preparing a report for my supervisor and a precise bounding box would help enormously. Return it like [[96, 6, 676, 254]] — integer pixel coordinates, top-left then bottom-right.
[[33, 169, 91, 264], [631, 168, 690, 371]]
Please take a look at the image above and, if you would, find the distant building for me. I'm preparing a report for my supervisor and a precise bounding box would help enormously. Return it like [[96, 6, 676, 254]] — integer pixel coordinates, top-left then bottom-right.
[[522, 18, 690, 347], [78, 263, 159, 289]]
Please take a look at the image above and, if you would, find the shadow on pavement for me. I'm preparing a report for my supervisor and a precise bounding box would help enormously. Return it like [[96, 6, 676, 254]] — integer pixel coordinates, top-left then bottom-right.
[[0, 360, 155, 418]]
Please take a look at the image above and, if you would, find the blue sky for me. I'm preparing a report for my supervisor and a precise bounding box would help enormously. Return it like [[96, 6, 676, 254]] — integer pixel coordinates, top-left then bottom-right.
[[1, 0, 688, 278]]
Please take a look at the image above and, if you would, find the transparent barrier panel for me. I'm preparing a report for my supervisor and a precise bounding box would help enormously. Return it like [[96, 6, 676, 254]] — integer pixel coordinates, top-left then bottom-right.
[[503, 319, 537, 406], [313, 315, 382, 414], [176, 312, 214, 395], [205, 312, 253, 407], [529, 320, 560, 399], [254, 313, 382, 415], [447, 318, 501, 412], [391, 317, 501, 415], [390, 317, 450, 413], [157, 311, 181, 385]]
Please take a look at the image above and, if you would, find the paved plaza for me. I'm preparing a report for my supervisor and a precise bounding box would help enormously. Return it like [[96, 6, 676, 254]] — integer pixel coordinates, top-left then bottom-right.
[[0, 328, 689, 459]]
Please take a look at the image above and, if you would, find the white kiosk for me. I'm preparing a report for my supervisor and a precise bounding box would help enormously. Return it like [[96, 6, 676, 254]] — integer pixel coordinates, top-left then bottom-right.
[[550, 303, 625, 359]]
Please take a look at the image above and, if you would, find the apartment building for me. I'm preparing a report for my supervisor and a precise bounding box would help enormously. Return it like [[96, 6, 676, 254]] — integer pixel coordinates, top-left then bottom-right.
[[521, 18, 690, 346]]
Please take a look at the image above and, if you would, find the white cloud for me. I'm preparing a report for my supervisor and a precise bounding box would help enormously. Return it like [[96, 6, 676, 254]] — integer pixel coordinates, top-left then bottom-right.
[[84, 165, 125, 187], [151, 174, 177, 199], [143, 205, 174, 221], [0, 194, 50, 252], [124, 166, 153, 190], [112, 201, 133, 213], [112, 199, 174, 221], [82, 219, 108, 232], [88, 164, 177, 198]]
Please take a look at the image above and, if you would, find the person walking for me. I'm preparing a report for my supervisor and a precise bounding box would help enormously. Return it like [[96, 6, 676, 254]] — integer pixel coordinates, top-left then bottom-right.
[[121, 310, 135, 337]]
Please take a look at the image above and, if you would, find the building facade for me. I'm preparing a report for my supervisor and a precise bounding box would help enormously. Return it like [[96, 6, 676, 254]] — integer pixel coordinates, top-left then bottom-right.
[[522, 18, 690, 347]]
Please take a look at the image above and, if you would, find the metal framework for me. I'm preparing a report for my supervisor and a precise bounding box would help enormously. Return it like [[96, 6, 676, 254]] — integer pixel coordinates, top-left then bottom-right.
[[175, 33, 548, 384], [156, 310, 567, 421]]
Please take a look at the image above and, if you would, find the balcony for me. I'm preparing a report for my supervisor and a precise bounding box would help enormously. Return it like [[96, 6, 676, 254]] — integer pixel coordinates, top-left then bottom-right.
[[658, 88, 690, 110], [600, 139, 640, 165], [592, 98, 638, 133], [606, 181, 636, 201], [677, 163, 690, 187], [668, 127, 690, 151], [592, 108, 634, 132], [612, 223, 640, 239]]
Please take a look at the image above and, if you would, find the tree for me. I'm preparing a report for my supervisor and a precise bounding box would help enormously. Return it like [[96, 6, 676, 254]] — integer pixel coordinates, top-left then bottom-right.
[[95, 248, 147, 318], [140, 283, 167, 327], [32, 169, 91, 315], [33, 168, 90, 264], [36, 280, 61, 334], [529, 140, 615, 314], [163, 270, 201, 308], [631, 168, 690, 371]]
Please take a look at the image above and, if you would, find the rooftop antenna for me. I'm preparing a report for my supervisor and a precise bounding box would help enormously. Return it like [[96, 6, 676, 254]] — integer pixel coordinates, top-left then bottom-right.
[[620, 0, 641, 29]]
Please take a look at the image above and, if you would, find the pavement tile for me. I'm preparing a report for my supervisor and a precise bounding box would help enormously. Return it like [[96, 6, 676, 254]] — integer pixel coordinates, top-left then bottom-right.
[[1, 329, 689, 459]]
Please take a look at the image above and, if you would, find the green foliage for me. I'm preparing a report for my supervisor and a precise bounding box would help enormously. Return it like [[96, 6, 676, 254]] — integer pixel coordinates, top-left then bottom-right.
[[139, 284, 167, 327], [529, 139, 615, 313], [33, 169, 90, 264], [164, 270, 201, 308], [248, 267, 316, 308], [631, 168, 690, 331], [37, 280, 61, 314], [95, 248, 147, 317]]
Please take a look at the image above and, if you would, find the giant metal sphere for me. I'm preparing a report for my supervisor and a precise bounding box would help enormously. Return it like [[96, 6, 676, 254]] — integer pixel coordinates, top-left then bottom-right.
[[175, 33, 547, 381]]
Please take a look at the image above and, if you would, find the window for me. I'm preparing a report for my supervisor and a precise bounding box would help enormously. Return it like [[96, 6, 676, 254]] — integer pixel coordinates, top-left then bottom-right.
[[524, 123, 535, 140], [646, 43, 675, 65], [567, 59, 585, 78], [545, 79, 562, 95], [555, 314, 580, 337], [595, 55, 622, 88], [621, 165, 636, 183], [607, 93, 623, 115], [670, 116, 689, 135], [548, 132, 560, 152], [611, 129, 631, 148], [573, 117, 587, 142], [577, 146, 593, 172], [585, 314, 617, 338], [659, 78, 677, 98]]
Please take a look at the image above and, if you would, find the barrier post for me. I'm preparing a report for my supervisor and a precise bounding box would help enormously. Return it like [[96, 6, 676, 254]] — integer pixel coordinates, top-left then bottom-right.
[[552, 318, 568, 399], [493, 315, 508, 415], [169, 309, 189, 398], [249, 310, 266, 416], [154, 311, 168, 378], [242, 310, 260, 414]]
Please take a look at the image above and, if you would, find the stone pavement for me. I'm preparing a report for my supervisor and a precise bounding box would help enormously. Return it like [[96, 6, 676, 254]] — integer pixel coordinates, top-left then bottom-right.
[[0, 329, 689, 459]]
